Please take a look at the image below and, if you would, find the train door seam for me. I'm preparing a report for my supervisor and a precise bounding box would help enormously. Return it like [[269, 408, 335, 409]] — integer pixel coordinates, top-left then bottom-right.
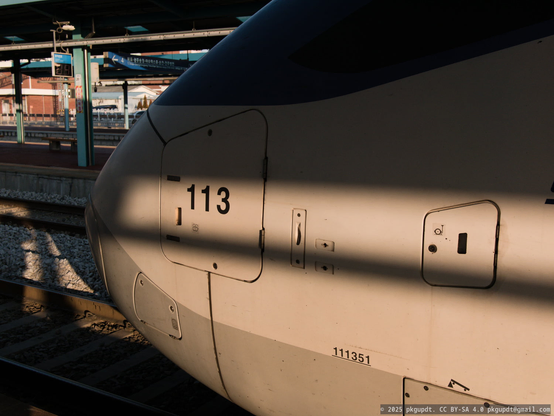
[[208, 272, 231, 399]]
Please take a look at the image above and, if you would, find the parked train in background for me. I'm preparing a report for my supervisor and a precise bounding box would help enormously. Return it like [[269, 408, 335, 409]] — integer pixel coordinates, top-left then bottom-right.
[[86, 1, 554, 414]]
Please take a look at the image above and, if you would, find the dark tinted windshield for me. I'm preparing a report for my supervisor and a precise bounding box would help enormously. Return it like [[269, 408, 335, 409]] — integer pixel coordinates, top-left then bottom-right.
[[154, 0, 554, 107], [290, 0, 554, 73]]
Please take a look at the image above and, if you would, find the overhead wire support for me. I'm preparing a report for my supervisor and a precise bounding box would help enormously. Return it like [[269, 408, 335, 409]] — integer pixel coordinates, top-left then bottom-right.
[[0, 28, 237, 52]]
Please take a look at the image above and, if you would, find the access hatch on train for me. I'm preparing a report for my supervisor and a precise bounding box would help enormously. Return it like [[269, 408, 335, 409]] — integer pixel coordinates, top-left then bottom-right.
[[161, 110, 267, 282]]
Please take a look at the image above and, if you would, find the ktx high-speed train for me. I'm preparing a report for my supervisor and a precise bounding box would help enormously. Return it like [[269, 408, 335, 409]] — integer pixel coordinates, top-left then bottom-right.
[[86, 1, 554, 414]]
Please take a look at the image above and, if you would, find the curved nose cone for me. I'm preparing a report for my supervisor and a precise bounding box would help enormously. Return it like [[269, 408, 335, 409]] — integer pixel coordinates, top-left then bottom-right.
[[85, 114, 228, 397], [86, 114, 165, 308]]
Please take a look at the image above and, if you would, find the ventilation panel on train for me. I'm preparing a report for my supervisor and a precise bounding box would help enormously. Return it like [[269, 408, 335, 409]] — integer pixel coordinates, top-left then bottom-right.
[[422, 201, 499, 288], [134, 273, 181, 339], [160, 110, 267, 282]]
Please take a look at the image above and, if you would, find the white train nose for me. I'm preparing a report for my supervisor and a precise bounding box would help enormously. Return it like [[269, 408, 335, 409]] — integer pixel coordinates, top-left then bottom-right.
[[84, 200, 107, 293], [85, 111, 229, 398], [85, 112, 165, 306]]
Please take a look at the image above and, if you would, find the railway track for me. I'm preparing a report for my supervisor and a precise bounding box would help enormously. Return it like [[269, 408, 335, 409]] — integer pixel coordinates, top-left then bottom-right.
[[0, 280, 251, 415], [0, 197, 85, 216], [0, 356, 169, 416], [0, 196, 86, 235], [0, 281, 173, 415]]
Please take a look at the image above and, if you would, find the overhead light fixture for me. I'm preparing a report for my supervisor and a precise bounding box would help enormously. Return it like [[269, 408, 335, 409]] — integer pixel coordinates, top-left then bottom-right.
[[125, 25, 149, 33], [5, 35, 24, 42], [53, 21, 75, 33]]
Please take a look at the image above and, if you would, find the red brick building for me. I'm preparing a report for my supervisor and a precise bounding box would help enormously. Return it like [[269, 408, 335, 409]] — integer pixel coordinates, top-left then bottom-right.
[[0, 72, 75, 119]]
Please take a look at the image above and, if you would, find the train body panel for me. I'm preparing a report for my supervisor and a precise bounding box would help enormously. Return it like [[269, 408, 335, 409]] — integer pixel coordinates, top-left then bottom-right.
[[86, 0, 554, 414], [205, 32, 554, 405], [212, 318, 403, 415]]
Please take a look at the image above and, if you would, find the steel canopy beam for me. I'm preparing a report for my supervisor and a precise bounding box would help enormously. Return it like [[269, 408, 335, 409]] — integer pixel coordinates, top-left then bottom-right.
[[0, 27, 236, 52]]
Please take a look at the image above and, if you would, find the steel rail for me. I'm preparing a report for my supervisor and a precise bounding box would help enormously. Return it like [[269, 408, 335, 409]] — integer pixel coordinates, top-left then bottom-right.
[[0, 214, 86, 235], [0, 356, 175, 416], [0, 279, 123, 323], [0, 196, 85, 216], [0, 197, 86, 234]]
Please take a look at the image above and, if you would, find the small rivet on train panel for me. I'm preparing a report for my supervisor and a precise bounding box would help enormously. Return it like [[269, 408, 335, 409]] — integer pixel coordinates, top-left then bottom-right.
[[208, 129, 213, 136], [213, 263, 218, 269], [428, 244, 437, 253]]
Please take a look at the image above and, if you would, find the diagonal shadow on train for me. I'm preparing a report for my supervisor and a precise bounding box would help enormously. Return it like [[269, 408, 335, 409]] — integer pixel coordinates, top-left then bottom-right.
[[92, 198, 554, 309]]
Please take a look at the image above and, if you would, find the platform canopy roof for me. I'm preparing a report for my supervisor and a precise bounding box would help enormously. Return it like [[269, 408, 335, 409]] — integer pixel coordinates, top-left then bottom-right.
[[0, 0, 271, 60]]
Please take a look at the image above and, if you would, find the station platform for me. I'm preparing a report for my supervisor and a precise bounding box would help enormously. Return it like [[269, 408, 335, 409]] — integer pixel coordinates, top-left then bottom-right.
[[0, 141, 116, 198], [0, 141, 113, 172]]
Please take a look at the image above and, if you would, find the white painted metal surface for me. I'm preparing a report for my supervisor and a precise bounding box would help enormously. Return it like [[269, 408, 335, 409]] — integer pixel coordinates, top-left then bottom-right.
[[86, 1, 554, 414]]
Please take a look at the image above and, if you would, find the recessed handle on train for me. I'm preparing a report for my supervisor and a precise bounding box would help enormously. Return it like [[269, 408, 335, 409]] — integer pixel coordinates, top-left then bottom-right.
[[291, 209, 306, 268], [295, 222, 302, 245]]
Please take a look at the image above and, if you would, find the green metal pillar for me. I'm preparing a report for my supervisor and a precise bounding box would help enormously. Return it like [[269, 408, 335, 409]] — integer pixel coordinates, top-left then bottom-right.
[[12, 59, 25, 144], [64, 82, 70, 131], [72, 27, 94, 166], [123, 81, 129, 129]]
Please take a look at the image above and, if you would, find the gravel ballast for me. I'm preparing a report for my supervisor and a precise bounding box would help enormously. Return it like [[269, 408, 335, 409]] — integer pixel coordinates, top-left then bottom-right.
[[0, 188, 108, 300]]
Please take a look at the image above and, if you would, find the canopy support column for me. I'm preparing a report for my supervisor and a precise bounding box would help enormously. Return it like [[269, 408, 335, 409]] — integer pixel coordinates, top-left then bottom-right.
[[12, 59, 25, 144], [123, 81, 129, 129], [73, 44, 94, 167]]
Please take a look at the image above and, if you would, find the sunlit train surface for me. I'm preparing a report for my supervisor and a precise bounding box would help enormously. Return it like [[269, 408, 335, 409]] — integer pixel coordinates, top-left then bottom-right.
[[85, 1, 554, 414]]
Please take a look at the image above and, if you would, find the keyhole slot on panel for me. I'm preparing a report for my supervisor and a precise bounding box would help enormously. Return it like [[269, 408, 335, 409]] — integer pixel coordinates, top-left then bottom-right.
[[457, 233, 467, 254], [175, 207, 182, 226]]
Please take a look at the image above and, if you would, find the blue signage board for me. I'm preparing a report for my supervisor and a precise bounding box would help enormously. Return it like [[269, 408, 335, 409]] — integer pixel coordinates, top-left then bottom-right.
[[51, 52, 73, 77], [103, 51, 191, 74]]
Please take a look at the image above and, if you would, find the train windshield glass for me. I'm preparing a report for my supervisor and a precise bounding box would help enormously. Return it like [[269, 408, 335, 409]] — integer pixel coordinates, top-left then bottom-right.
[[289, 0, 554, 73]]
